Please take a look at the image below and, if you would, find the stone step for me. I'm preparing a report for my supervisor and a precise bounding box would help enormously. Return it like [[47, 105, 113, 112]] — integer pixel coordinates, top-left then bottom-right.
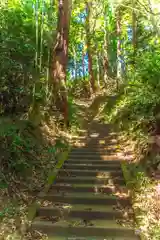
[[58, 169, 123, 178], [71, 148, 117, 153], [70, 137, 116, 141], [55, 176, 125, 185], [39, 192, 130, 206], [71, 142, 118, 145], [70, 137, 117, 141], [51, 182, 128, 195], [70, 147, 119, 152], [68, 155, 104, 159], [37, 204, 133, 220], [46, 236, 138, 240], [66, 159, 121, 166], [32, 218, 137, 238], [75, 146, 117, 149], [68, 155, 121, 161], [69, 150, 116, 156], [70, 141, 116, 144], [63, 163, 121, 171]]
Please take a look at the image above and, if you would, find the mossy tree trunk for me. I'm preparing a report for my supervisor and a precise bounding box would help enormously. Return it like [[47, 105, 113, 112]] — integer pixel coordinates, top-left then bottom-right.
[[51, 0, 72, 126]]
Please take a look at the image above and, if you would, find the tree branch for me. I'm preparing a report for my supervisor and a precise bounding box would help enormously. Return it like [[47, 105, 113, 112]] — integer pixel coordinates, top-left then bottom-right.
[[137, 0, 160, 16]]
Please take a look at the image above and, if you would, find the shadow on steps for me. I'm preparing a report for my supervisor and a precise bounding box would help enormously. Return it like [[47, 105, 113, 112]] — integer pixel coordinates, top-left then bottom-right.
[[31, 120, 140, 239]]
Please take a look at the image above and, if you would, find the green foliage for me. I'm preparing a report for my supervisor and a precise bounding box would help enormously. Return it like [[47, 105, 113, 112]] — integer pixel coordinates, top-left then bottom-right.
[[0, 204, 16, 219], [108, 47, 160, 136], [0, 119, 56, 186], [0, 0, 56, 114]]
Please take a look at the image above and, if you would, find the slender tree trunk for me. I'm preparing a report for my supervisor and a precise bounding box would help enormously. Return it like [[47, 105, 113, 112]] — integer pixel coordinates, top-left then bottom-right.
[[78, 67, 81, 79], [51, 0, 71, 126], [46, 0, 54, 103], [132, 0, 137, 66], [103, 4, 109, 88], [96, 51, 100, 89], [85, 1, 95, 93], [82, 52, 86, 82], [99, 52, 103, 86], [116, 8, 122, 88], [73, 46, 78, 81], [29, 0, 41, 126]]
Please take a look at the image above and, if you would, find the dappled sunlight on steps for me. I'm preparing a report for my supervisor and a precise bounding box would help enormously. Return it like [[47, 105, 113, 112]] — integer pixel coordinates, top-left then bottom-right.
[[31, 120, 140, 239]]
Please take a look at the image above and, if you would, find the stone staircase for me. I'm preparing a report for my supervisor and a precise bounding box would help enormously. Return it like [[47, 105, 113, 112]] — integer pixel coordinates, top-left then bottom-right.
[[31, 121, 139, 240]]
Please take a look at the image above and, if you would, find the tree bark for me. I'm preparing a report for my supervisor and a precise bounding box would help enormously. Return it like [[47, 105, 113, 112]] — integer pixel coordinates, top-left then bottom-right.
[[132, 0, 137, 65], [82, 52, 86, 82], [73, 46, 78, 81], [51, 0, 71, 126], [96, 51, 100, 89], [116, 8, 122, 84], [103, 4, 109, 88], [85, 1, 95, 93]]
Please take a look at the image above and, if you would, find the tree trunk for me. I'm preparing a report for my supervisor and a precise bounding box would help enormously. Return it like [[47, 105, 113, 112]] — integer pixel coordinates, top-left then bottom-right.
[[116, 8, 122, 87], [82, 52, 86, 82], [103, 4, 109, 88], [73, 46, 78, 81], [51, 0, 71, 126], [96, 51, 100, 89], [99, 51, 103, 85], [132, 0, 137, 65], [85, 1, 95, 93]]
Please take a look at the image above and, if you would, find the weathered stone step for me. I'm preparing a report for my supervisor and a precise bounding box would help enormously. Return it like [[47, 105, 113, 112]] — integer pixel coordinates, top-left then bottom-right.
[[32, 218, 137, 238], [69, 150, 116, 155], [71, 141, 116, 145], [68, 155, 121, 161], [63, 163, 121, 171], [70, 141, 117, 144], [70, 137, 116, 140], [66, 159, 121, 166], [45, 236, 138, 240], [70, 137, 117, 141], [70, 147, 119, 152], [69, 149, 117, 158], [51, 182, 128, 195], [72, 141, 118, 148], [39, 192, 130, 206], [58, 169, 123, 178], [68, 155, 104, 160], [71, 148, 116, 152], [37, 204, 133, 220], [55, 176, 125, 185]]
